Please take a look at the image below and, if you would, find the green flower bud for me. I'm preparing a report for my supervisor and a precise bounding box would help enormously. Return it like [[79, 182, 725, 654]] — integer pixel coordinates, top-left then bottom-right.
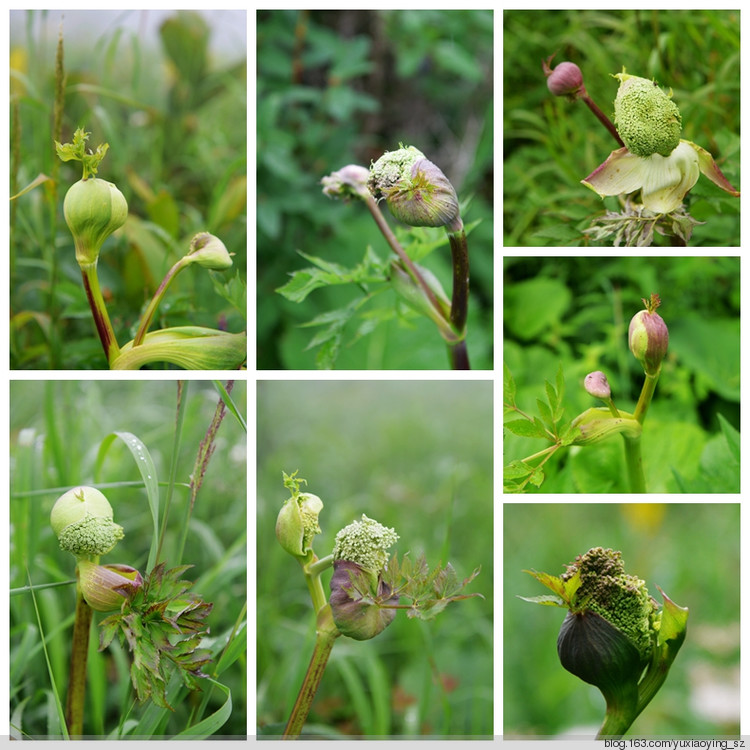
[[613, 72, 682, 157], [561, 548, 657, 665], [63, 177, 128, 265], [185, 232, 233, 270], [522, 547, 688, 738], [368, 145, 462, 231], [629, 293, 669, 376], [50, 486, 124, 558], [77, 560, 143, 612], [329, 560, 398, 640], [276, 491, 324, 559], [333, 514, 399, 579]]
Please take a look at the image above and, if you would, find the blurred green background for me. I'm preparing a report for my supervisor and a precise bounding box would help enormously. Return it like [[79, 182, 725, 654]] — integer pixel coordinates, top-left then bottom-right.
[[504, 9, 740, 246], [504, 503, 740, 737], [10, 10, 247, 368], [257, 380, 492, 736], [257, 10, 493, 368], [504, 256, 740, 492], [10, 380, 247, 737]]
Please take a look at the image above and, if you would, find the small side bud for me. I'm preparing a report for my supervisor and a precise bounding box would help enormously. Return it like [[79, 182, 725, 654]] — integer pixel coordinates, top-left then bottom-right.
[[629, 293, 669, 375], [50, 486, 124, 558], [321, 164, 371, 201], [542, 55, 585, 99], [584, 371, 612, 400], [77, 560, 143, 612], [185, 232, 233, 270]]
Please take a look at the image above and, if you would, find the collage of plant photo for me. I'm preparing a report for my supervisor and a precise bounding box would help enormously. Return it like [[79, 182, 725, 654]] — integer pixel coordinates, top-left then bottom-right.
[[6, 6, 744, 745]]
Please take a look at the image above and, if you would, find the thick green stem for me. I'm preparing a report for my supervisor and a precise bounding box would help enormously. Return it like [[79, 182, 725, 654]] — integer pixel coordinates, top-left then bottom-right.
[[622, 436, 647, 494], [132, 257, 190, 347], [79, 261, 120, 365], [66, 582, 93, 737], [282, 605, 341, 739], [302, 554, 331, 615], [634, 371, 660, 424], [621, 370, 661, 493]]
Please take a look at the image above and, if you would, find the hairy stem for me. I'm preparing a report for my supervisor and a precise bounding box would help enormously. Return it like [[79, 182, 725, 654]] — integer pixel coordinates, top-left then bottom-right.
[[283, 605, 341, 739], [66, 582, 93, 736], [79, 261, 120, 365]]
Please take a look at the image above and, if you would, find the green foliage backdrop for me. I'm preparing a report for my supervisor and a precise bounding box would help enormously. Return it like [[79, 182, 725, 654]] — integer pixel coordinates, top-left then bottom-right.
[[257, 380, 492, 736], [10, 381, 247, 737], [504, 503, 740, 737], [503, 256, 740, 493], [10, 10, 247, 368], [258, 10, 493, 368], [504, 9, 740, 246]]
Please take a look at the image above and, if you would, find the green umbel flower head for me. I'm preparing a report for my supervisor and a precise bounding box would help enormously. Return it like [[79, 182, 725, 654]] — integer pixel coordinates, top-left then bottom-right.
[[613, 72, 682, 157], [333, 514, 399, 575], [50, 486, 124, 559], [560, 547, 657, 662]]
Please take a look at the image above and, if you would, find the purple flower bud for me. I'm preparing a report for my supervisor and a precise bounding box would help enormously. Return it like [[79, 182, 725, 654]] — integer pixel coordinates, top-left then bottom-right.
[[77, 560, 143, 612], [629, 294, 669, 376], [584, 371, 612, 400], [329, 560, 398, 641], [543, 56, 585, 99]]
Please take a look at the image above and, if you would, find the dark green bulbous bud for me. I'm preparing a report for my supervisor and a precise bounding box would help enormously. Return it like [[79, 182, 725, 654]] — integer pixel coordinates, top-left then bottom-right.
[[557, 609, 646, 702], [368, 145, 462, 231], [77, 560, 143, 612], [629, 294, 669, 376], [329, 560, 398, 640], [63, 177, 128, 265]]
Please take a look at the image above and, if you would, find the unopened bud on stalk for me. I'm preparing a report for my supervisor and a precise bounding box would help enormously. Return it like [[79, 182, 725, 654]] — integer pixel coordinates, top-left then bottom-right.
[[368, 145, 462, 231], [629, 294, 669, 376], [276, 490, 323, 559], [321, 164, 371, 201], [50, 486, 124, 558], [77, 560, 143, 612], [542, 56, 585, 99], [584, 371, 611, 400], [330, 514, 400, 640], [56, 128, 128, 265], [185, 232, 234, 270]]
